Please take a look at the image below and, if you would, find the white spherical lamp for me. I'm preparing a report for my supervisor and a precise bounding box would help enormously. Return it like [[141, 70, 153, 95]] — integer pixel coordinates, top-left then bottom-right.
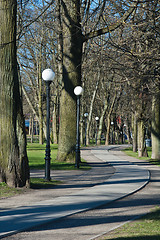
[[74, 86, 83, 96], [42, 69, 55, 81]]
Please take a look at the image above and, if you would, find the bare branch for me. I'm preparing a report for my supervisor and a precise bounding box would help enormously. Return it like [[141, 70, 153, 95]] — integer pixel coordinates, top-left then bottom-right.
[[83, 0, 139, 42]]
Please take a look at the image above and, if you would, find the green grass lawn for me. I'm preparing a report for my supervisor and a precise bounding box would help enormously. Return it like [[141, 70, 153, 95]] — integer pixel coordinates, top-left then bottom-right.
[[27, 143, 90, 170], [27, 143, 58, 169], [101, 207, 160, 240]]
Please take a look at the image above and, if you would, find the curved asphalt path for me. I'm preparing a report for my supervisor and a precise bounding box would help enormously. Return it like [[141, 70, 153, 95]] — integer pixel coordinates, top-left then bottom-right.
[[0, 145, 158, 240]]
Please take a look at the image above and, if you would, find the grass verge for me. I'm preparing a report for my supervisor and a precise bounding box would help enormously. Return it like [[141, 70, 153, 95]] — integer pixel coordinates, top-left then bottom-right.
[[123, 147, 152, 160], [30, 178, 62, 189], [0, 178, 62, 199], [100, 207, 160, 240], [123, 147, 160, 167], [0, 182, 24, 198]]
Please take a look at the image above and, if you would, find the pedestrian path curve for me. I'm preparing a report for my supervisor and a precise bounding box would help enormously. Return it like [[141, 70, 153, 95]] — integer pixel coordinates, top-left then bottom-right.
[[0, 145, 150, 238]]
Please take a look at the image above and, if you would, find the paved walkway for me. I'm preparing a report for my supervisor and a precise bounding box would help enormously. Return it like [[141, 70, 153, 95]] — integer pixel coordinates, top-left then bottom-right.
[[0, 145, 150, 239]]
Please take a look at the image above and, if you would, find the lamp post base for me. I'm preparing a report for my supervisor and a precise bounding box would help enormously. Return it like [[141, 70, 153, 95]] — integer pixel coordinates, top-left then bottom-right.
[[45, 146, 51, 181], [75, 145, 80, 168]]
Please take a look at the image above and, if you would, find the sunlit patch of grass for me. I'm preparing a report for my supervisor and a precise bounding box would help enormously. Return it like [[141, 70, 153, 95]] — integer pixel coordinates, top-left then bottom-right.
[[101, 207, 160, 240]]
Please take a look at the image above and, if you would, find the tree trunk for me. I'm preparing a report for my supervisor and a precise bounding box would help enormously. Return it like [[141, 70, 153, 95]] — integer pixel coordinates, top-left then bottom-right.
[[52, 106, 58, 144], [38, 58, 43, 144], [105, 93, 117, 145], [22, 84, 47, 140], [57, 0, 82, 161], [105, 116, 111, 146], [132, 112, 138, 152], [80, 102, 84, 145], [138, 119, 148, 157], [151, 95, 160, 159], [30, 115, 34, 143], [126, 117, 132, 144], [86, 80, 99, 145], [56, 0, 138, 159], [18, 57, 45, 144], [97, 97, 109, 145], [0, 0, 30, 187]]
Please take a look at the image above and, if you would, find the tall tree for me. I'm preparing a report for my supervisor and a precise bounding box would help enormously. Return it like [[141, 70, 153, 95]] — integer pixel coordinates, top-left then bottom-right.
[[57, 0, 82, 161], [57, 0, 139, 161], [151, 92, 160, 160], [0, 0, 30, 187]]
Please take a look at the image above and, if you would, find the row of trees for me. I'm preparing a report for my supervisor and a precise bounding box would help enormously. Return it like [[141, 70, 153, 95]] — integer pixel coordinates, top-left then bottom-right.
[[0, 0, 159, 187]]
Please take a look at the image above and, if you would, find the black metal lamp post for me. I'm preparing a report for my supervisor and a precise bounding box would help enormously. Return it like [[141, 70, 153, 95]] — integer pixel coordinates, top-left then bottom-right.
[[74, 86, 83, 168], [42, 69, 55, 181], [84, 113, 88, 146], [95, 116, 99, 145]]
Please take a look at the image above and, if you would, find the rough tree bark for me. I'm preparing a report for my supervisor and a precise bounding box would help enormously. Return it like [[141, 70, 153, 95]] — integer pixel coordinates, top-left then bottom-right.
[[0, 0, 30, 187], [151, 94, 160, 159], [97, 101, 108, 145], [132, 112, 138, 152], [105, 93, 117, 146], [137, 118, 148, 157], [37, 55, 44, 144]]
